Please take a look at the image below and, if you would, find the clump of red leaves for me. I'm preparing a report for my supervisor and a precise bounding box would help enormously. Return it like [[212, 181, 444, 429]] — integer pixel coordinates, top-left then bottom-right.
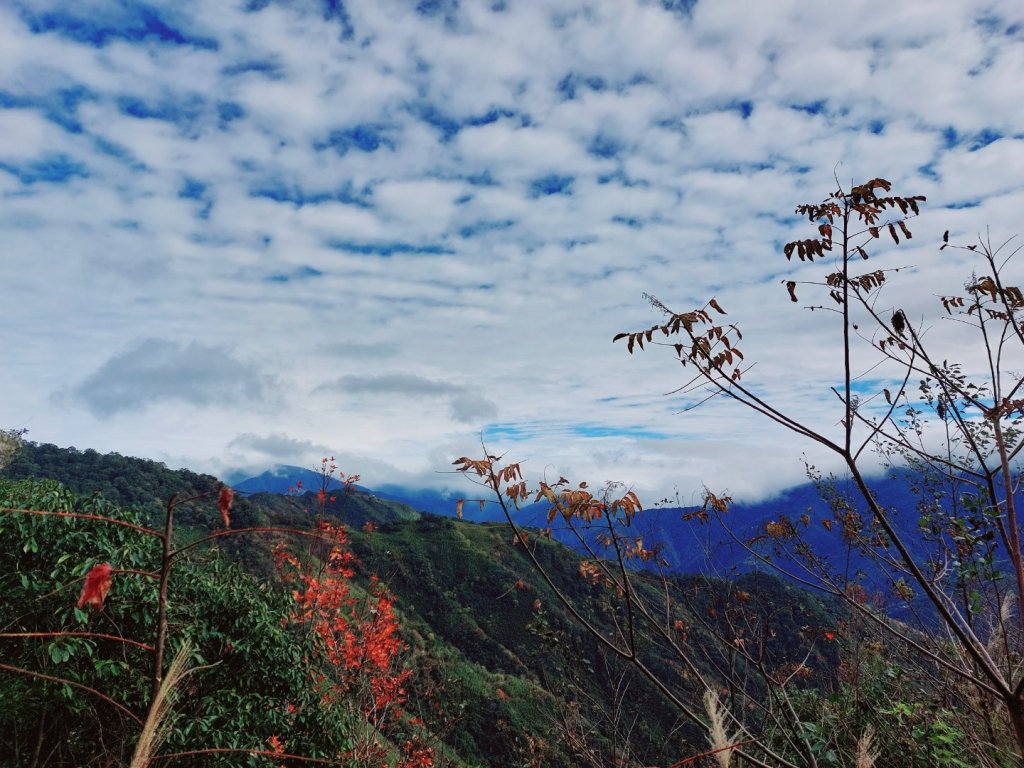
[[218, 486, 234, 528], [274, 460, 435, 768], [77, 563, 114, 610]]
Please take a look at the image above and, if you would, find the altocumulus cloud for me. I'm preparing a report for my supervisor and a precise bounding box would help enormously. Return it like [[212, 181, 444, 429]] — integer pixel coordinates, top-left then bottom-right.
[[67, 338, 278, 417], [319, 374, 498, 424], [6, 0, 1024, 501]]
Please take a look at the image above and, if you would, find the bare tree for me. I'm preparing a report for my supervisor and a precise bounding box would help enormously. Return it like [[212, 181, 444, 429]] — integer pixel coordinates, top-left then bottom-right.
[[613, 178, 1024, 763], [453, 460, 839, 768]]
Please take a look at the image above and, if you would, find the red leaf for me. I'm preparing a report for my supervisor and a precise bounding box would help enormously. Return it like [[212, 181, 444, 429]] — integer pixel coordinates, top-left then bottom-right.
[[77, 563, 113, 611], [218, 487, 234, 529]]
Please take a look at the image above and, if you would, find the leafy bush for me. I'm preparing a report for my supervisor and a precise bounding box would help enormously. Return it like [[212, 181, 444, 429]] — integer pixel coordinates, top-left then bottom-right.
[[0, 472, 432, 766]]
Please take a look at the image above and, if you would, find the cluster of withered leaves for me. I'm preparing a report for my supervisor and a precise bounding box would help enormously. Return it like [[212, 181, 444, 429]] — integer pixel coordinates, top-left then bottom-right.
[[611, 179, 928, 400], [681, 489, 733, 525], [453, 457, 661, 568], [788, 178, 923, 258], [786, 178, 923, 305], [452, 455, 641, 529], [217, 486, 234, 528], [612, 300, 745, 384]]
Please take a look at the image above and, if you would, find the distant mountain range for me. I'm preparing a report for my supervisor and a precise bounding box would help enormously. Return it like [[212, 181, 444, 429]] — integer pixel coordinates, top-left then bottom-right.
[[9, 444, 1007, 587], [229, 464, 471, 517], [229, 464, 984, 583]]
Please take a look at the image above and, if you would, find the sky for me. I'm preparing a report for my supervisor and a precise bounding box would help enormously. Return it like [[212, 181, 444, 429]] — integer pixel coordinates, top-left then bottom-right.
[[3, 0, 1024, 504]]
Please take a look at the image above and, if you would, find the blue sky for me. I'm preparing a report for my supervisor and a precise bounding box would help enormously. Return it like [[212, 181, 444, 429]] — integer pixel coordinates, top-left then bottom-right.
[[3, 0, 1024, 501]]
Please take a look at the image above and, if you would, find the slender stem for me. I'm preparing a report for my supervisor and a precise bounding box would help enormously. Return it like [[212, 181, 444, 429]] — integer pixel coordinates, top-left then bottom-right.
[[603, 512, 638, 652], [150, 494, 176, 703], [667, 740, 755, 768], [843, 202, 853, 457], [1006, 696, 1024, 762], [29, 705, 45, 768], [993, 420, 1024, 638], [0, 662, 142, 725], [151, 747, 353, 765], [0, 632, 154, 653], [0, 507, 160, 538], [169, 526, 338, 560]]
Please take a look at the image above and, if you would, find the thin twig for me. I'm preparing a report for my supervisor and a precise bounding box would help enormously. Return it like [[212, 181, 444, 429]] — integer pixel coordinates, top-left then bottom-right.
[[0, 507, 160, 538], [0, 632, 154, 653], [0, 662, 143, 724]]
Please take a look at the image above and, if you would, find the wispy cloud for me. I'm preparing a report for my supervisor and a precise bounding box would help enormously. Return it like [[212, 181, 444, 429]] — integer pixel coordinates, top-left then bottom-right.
[[319, 374, 498, 424]]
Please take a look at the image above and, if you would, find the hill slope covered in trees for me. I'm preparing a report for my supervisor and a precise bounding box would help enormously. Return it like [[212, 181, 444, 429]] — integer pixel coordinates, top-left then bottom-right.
[[1, 440, 849, 767]]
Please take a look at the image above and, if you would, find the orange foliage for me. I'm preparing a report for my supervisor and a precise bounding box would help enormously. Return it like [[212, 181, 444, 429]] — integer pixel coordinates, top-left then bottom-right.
[[275, 516, 434, 768], [218, 486, 234, 528]]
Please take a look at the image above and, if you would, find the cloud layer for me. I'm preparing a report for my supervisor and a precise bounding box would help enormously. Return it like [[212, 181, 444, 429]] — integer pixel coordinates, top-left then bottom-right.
[[4, 0, 1024, 500]]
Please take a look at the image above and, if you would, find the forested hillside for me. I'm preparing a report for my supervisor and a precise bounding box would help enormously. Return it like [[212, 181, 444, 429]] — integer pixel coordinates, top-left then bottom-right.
[[1, 441, 848, 767]]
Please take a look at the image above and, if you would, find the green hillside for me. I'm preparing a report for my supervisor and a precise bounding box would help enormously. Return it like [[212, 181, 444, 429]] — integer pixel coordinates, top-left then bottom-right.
[[3, 441, 222, 517], [1, 441, 850, 767]]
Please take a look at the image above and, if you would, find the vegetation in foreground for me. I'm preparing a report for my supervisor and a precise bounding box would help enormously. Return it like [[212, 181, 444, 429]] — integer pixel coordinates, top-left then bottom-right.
[[2, 438, 847, 767]]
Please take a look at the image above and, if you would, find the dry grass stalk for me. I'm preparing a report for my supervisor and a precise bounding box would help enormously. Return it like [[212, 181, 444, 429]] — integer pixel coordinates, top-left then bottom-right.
[[854, 725, 877, 768], [702, 688, 736, 768], [986, 594, 1016, 661], [129, 640, 192, 768]]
